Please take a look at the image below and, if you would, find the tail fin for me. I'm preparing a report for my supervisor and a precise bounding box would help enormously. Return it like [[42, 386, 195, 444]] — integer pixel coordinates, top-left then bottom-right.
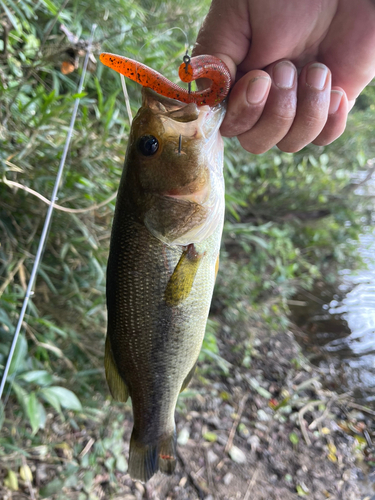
[[128, 430, 176, 482]]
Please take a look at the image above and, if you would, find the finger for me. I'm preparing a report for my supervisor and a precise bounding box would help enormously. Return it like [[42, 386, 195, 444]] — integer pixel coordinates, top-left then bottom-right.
[[192, 0, 251, 81], [319, 0, 375, 102], [220, 70, 271, 138], [277, 62, 331, 153], [234, 60, 297, 154], [313, 87, 349, 146]]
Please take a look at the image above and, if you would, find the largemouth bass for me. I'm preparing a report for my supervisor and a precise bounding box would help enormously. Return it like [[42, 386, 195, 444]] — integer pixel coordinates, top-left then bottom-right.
[[103, 54, 230, 482]]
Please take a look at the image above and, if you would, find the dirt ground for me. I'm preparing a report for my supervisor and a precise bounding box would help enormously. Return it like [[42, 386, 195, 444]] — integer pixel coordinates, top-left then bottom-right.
[[1, 321, 374, 500]]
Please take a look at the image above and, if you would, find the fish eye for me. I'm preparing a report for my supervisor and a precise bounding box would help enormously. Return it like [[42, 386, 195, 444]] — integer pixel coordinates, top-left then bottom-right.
[[138, 135, 159, 156]]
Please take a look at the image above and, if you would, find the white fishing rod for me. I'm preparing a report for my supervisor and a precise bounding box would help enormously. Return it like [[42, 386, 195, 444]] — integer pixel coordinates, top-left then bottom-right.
[[0, 23, 98, 400]]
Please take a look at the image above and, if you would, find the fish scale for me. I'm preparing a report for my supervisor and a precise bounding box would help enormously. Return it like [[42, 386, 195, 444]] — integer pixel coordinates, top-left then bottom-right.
[[108, 216, 220, 427], [105, 85, 226, 482]]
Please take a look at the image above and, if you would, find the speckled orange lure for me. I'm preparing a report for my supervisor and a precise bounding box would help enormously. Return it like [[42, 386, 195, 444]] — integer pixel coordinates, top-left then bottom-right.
[[100, 52, 231, 107]]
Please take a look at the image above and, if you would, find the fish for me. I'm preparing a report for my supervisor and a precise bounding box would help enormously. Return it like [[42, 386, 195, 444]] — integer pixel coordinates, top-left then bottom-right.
[[102, 54, 231, 482]]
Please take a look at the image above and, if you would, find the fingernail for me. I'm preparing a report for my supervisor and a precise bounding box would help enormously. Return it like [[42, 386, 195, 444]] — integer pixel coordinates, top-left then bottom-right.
[[329, 90, 343, 114], [247, 76, 270, 104], [273, 61, 296, 89], [306, 63, 328, 90]]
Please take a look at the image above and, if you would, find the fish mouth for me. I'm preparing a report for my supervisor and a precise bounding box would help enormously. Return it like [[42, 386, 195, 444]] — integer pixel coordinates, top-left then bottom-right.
[[142, 87, 201, 123], [142, 87, 225, 206], [142, 87, 225, 140]]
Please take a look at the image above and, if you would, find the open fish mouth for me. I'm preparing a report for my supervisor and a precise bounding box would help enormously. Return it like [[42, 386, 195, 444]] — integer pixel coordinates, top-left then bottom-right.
[[142, 87, 225, 141]]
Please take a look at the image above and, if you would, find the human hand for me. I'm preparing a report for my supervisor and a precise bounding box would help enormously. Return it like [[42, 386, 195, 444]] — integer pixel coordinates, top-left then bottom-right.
[[193, 0, 375, 153]]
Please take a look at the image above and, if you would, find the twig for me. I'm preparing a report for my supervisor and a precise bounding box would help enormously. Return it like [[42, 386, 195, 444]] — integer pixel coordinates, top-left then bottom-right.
[[177, 449, 209, 499], [224, 394, 248, 454], [309, 399, 333, 430], [298, 400, 322, 445], [25, 324, 76, 371], [342, 158, 375, 193], [243, 468, 259, 500], [346, 401, 375, 417], [0, 256, 25, 298], [21, 456, 35, 500], [204, 447, 216, 499], [79, 437, 95, 457], [294, 377, 320, 393], [120, 74, 133, 125], [2, 177, 117, 213]]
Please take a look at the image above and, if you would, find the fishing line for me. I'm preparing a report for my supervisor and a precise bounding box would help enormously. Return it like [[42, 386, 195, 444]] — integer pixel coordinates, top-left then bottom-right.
[[120, 74, 133, 125], [137, 26, 190, 58], [0, 23, 98, 402], [134, 26, 191, 93]]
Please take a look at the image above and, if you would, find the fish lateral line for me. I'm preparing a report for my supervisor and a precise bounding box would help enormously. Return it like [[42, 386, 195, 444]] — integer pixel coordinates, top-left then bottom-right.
[[100, 52, 231, 107]]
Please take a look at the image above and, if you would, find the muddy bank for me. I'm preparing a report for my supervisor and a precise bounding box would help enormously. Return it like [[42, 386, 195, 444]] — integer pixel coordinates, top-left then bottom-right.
[[1, 320, 373, 500]]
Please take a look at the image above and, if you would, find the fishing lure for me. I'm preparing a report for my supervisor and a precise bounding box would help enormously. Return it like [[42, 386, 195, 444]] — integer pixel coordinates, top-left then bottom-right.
[[100, 52, 231, 106]]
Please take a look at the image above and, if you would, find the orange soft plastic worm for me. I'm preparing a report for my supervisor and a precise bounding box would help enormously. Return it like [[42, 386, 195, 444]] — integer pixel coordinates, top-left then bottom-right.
[[100, 53, 231, 107]]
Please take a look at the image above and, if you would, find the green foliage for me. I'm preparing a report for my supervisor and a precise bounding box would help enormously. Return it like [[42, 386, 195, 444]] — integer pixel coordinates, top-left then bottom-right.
[[0, 0, 374, 464], [199, 319, 231, 375], [216, 121, 374, 323]]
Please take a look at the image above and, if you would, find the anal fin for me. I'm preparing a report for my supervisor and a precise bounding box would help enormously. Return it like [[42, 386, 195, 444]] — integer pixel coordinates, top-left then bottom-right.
[[180, 359, 198, 393], [164, 244, 204, 307], [104, 335, 129, 402]]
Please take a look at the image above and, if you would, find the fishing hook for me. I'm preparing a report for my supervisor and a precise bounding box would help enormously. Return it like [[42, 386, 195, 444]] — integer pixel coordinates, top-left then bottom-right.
[[183, 50, 191, 94], [178, 134, 182, 154]]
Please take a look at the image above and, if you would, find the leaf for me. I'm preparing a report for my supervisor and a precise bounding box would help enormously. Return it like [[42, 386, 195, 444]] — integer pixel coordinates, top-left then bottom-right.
[[116, 455, 128, 473], [8, 334, 28, 375], [19, 464, 33, 482], [11, 381, 29, 414], [0, 400, 4, 432], [37, 267, 57, 293], [296, 483, 310, 496], [228, 446, 246, 464], [247, 378, 272, 399], [19, 370, 53, 386], [41, 386, 82, 411], [27, 392, 41, 434], [39, 387, 62, 414], [199, 348, 231, 375], [40, 478, 64, 498], [289, 432, 299, 445], [4, 470, 18, 491], [0, 1, 21, 32], [327, 443, 337, 455], [177, 428, 190, 446], [39, 0, 58, 15], [203, 432, 217, 443], [104, 456, 115, 472]]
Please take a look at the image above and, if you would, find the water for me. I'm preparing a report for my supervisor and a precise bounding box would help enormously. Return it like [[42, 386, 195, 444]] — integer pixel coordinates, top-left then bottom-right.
[[290, 230, 375, 407]]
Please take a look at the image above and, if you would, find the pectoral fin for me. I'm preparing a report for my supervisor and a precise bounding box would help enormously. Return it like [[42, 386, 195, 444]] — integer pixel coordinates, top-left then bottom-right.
[[104, 335, 129, 402], [164, 244, 204, 307]]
